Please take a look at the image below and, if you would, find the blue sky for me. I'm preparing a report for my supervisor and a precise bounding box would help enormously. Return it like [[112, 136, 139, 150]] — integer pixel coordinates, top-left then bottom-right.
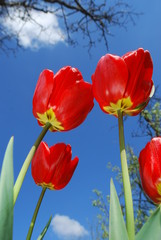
[[0, 1, 161, 239]]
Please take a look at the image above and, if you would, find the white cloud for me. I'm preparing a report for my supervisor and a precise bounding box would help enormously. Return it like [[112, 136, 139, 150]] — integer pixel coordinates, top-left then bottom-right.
[[1, 8, 65, 49], [51, 214, 89, 239]]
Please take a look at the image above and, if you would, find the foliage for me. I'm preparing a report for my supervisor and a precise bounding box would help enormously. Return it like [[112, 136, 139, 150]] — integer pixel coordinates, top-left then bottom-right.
[[92, 189, 109, 239], [109, 180, 129, 240], [139, 101, 161, 137], [0, 137, 14, 240]]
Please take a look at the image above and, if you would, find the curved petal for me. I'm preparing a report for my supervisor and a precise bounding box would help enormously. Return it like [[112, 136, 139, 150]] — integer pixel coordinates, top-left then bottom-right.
[[92, 54, 129, 110], [53, 81, 94, 131], [31, 142, 78, 190], [51, 144, 72, 188], [123, 48, 153, 108], [149, 138, 161, 183], [139, 137, 161, 203], [44, 143, 67, 184], [49, 66, 83, 108], [31, 142, 50, 185], [54, 156, 79, 190], [32, 69, 54, 117], [47, 144, 79, 190], [139, 156, 160, 203]]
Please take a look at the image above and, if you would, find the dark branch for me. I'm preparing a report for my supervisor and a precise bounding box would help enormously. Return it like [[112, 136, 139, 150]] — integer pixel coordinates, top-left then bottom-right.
[[0, 0, 140, 54]]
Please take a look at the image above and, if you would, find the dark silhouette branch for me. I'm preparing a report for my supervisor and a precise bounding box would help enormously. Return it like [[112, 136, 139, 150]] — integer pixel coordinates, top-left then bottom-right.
[[0, 0, 139, 54]]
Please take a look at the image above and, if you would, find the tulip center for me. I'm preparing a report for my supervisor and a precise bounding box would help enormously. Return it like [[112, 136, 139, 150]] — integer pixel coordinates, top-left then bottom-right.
[[39, 182, 55, 190], [156, 182, 161, 198], [103, 97, 133, 116], [37, 108, 64, 131]]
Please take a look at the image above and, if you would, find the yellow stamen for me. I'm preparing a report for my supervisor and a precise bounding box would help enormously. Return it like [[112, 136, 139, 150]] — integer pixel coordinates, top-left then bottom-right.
[[156, 182, 161, 195], [156, 182, 161, 202], [37, 108, 64, 131], [38, 182, 55, 190], [103, 97, 147, 117], [103, 97, 133, 116]]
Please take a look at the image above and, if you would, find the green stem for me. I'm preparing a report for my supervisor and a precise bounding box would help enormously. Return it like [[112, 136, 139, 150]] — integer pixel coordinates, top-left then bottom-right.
[[13, 122, 51, 205], [118, 110, 135, 240], [34, 122, 51, 149], [26, 187, 47, 240]]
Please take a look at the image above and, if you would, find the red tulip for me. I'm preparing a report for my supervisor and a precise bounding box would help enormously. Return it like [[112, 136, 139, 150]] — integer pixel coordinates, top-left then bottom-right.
[[139, 137, 161, 204], [31, 142, 79, 190], [92, 48, 154, 117], [33, 66, 94, 131]]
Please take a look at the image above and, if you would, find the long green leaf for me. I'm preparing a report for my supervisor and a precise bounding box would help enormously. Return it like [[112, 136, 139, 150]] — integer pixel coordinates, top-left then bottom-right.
[[136, 206, 161, 240], [37, 216, 52, 240], [0, 137, 14, 240], [109, 179, 129, 240]]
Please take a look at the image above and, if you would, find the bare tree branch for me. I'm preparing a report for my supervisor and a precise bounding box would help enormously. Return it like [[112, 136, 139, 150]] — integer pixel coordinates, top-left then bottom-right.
[[0, 0, 140, 54]]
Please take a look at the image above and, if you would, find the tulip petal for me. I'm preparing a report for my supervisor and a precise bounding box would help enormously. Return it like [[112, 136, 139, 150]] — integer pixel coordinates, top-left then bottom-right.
[[44, 143, 67, 184], [49, 66, 84, 107], [54, 81, 94, 131], [31, 142, 50, 185], [92, 54, 129, 112], [50, 144, 72, 187], [54, 156, 79, 190], [32, 70, 54, 117], [139, 137, 161, 203], [123, 48, 153, 108]]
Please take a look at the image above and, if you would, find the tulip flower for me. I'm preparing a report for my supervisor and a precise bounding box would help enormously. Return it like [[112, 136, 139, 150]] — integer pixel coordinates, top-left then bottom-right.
[[139, 137, 161, 204], [92, 48, 155, 117], [33, 66, 94, 131], [31, 142, 79, 190]]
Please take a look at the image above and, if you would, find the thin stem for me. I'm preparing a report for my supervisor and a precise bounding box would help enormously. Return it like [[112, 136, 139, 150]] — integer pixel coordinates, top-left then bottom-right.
[[13, 123, 51, 205], [118, 110, 135, 240], [26, 187, 47, 240], [34, 122, 51, 149]]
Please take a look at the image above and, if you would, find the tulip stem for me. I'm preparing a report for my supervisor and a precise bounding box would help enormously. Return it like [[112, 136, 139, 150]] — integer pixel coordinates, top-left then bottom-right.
[[13, 122, 51, 205], [26, 187, 47, 240], [118, 110, 135, 240]]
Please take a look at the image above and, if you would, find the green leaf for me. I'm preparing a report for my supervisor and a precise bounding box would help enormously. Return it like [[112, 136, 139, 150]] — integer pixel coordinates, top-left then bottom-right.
[[37, 216, 52, 240], [109, 179, 129, 240], [0, 137, 14, 240], [136, 206, 161, 240]]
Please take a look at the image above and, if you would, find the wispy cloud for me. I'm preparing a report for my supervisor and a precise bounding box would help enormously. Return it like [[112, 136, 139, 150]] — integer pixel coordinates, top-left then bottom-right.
[[51, 214, 89, 239], [1, 8, 65, 49]]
